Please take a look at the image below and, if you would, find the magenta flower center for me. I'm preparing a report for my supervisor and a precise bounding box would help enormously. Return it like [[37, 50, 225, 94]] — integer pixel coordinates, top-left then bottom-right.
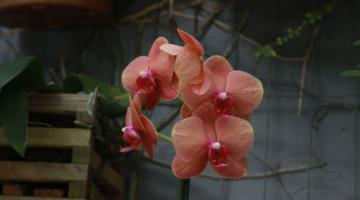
[[213, 92, 234, 114], [122, 126, 141, 147], [208, 141, 229, 167], [136, 70, 156, 93]]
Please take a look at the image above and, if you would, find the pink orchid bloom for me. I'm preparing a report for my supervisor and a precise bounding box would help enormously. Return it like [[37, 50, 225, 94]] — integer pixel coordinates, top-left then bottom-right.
[[172, 102, 253, 178], [120, 95, 158, 159], [122, 37, 178, 109], [160, 28, 210, 95], [180, 55, 263, 116]]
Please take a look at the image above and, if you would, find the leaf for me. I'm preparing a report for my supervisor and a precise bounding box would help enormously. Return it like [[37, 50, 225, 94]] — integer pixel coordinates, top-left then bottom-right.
[[63, 74, 125, 98], [0, 56, 44, 156], [354, 39, 360, 46], [0, 56, 44, 92], [0, 87, 28, 156], [63, 74, 128, 117], [341, 70, 360, 77]]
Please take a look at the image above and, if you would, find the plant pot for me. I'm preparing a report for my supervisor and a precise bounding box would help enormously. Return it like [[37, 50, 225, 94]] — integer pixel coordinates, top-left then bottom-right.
[[0, 0, 112, 28]]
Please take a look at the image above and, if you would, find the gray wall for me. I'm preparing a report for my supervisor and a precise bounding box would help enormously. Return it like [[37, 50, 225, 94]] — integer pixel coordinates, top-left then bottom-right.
[[1, 0, 359, 199]]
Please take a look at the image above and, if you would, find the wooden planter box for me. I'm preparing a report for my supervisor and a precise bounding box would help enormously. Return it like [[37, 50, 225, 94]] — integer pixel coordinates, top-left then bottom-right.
[[0, 0, 112, 28], [0, 93, 92, 199]]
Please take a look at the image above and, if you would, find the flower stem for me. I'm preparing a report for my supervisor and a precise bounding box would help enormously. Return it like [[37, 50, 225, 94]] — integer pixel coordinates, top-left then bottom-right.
[[177, 179, 190, 200], [158, 132, 173, 143]]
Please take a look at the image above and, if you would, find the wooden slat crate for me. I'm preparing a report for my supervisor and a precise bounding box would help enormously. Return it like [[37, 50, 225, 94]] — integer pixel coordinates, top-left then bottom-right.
[[0, 93, 92, 200]]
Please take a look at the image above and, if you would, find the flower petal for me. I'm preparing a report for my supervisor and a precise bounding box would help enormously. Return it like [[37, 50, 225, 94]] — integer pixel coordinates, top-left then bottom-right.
[[191, 66, 212, 95], [174, 45, 203, 84], [225, 71, 264, 114], [177, 28, 204, 56], [148, 37, 174, 83], [215, 115, 254, 159], [129, 96, 145, 130], [179, 82, 212, 110], [204, 55, 233, 91], [139, 115, 158, 158], [172, 117, 209, 161], [140, 87, 161, 110], [211, 157, 247, 178], [158, 74, 179, 100], [180, 103, 192, 119], [122, 56, 150, 93], [160, 44, 183, 56], [191, 102, 217, 142], [172, 152, 208, 179]]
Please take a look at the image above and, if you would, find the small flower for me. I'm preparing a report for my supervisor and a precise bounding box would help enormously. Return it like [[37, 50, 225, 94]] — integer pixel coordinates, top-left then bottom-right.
[[160, 28, 210, 95], [180, 55, 263, 116], [120, 95, 158, 158], [122, 37, 178, 109], [171, 103, 253, 178]]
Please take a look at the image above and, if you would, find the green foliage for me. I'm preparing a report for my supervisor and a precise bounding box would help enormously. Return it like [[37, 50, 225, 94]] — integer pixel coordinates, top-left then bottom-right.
[[256, 2, 334, 58], [255, 45, 277, 58], [341, 70, 360, 77], [0, 57, 44, 156], [354, 39, 360, 46], [63, 74, 128, 117]]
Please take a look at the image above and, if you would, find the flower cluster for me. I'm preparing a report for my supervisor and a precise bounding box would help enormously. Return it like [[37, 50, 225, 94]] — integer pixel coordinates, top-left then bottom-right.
[[121, 28, 264, 179]]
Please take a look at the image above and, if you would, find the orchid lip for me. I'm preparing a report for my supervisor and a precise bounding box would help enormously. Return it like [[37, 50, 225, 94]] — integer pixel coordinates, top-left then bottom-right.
[[208, 141, 229, 167], [218, 92, 228, 100]]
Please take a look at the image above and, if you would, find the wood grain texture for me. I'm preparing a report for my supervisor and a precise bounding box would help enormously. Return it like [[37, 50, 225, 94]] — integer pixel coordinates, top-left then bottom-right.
[[0, 161, 88, 182], [0, 196, 84, 200], [28, 93, 90, 115], [0, 127, 91, 148]]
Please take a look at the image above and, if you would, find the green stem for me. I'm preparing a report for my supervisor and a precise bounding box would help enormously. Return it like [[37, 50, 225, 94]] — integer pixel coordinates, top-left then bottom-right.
[[177, 179, 190, 200], [158, 132, 173, 143]]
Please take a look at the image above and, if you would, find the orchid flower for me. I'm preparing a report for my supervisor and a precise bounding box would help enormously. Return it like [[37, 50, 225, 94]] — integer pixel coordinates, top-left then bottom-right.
[[122, 37, 178, 109], [171, 102, 253, 178], [180, 55, 263, 116], [120, 95, 158, 159], [160, 28, 210, 95]]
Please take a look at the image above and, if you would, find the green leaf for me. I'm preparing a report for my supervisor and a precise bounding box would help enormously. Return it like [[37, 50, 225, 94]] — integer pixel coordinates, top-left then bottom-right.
[[63, 74, 128, 117], [63, 74, 125, 98], [0, 87, 28, 156], [0, 56, 43, 92], [341, 70, 360, 77], [354, 39, 360, 46], [0, 56, 44, 156]]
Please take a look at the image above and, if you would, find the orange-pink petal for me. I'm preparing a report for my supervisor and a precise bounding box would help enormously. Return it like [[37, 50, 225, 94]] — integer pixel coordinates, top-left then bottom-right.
[[179, 82, 212, 110], [172, 117, 209, 161], [191, 66, 212, 95], [172, 152, 208, 179], [174, 45, 203, 84], [139, 115, 158, 158], [121, 56, 150, 93], [129, 96, 145, 130], [160, 44, 183, 56], [215, 115, 254, 159], [204, 55, 233, 91], [148, 37, 173, 83], [191, 102, 217, 142], [225, 71, 264, 114], [180, 103, 192, 119], [158, 74, 178, 100], [211, 157, 248, 178], [137, 85, 161, 110], [177, 28, 204, 56]]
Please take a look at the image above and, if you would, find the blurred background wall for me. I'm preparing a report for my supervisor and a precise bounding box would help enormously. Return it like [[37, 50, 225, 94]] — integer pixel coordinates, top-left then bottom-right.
[[0, 0, 359, 199]]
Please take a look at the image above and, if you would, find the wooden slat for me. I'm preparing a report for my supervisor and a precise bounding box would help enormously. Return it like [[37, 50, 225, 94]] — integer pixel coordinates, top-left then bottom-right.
[[90, 151, 124, 193], [0, 128, 91, 148], [0, 196, 84, 200], [0, 161, 88, 182], [68, 147, 90, 198], [28, 93, 90, 114]]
